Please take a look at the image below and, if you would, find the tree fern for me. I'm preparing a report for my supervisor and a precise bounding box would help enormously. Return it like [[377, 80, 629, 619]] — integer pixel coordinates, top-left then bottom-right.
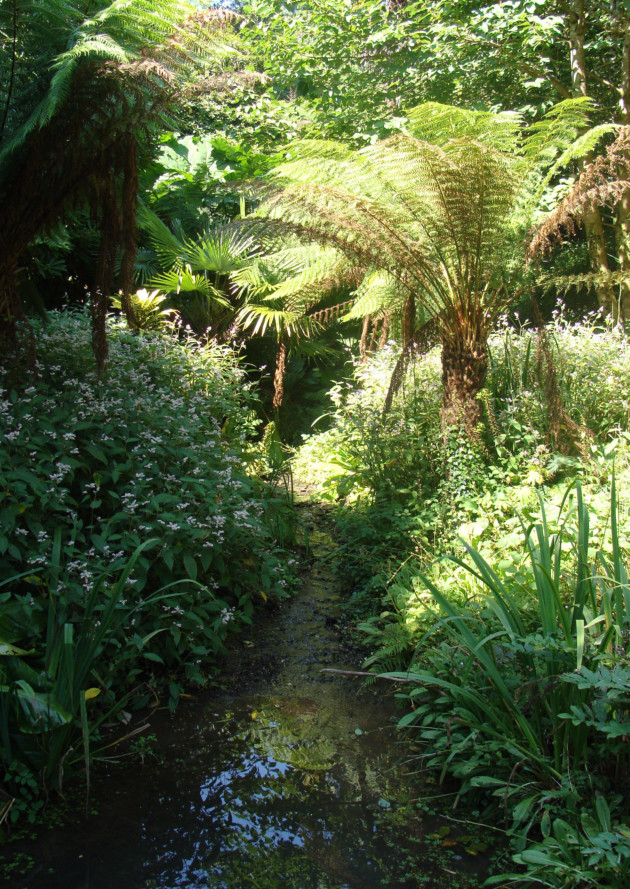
[[0, 0, 244, 366], [252, 99, 623, 428], [405, 101, 523, 154], [251, 102, 550, 430]]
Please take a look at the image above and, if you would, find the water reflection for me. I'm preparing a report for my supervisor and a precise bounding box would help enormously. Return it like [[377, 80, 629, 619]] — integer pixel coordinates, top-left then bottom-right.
[[2, 507, 482, 889]]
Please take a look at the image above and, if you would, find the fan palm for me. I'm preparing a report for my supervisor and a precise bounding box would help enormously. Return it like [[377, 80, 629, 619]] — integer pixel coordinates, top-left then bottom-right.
[[233, 243, 357, 406], [140, 207, 259, 339]]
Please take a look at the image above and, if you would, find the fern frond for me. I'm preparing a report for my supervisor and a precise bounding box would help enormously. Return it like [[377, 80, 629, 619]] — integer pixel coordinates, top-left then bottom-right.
[[539, 269, 630, 294], [342, 269, 402, 321], [523, 97, 597, 165], [528, 126, 630, 259], [405, 102, 523, 154]]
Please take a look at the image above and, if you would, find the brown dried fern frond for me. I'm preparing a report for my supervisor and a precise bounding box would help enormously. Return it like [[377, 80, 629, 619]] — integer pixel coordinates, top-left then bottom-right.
[[528, 126, 630, 260]]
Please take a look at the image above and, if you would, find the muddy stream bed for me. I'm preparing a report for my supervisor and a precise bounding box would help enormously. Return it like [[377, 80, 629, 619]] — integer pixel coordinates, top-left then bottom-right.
[[2, 495, 491, 889]]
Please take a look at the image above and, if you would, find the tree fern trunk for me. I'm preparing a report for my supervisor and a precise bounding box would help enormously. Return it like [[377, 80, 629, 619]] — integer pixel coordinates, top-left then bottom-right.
[[272, 338, 288, 409], [378, 313, 390, 349], [118, 133, 139, 330], [359, 314, 370, 360], [92, 189, 119, 374], [382, 296, 415, 416], [440, 338, 487, 434], [0, 255, 24, 363]]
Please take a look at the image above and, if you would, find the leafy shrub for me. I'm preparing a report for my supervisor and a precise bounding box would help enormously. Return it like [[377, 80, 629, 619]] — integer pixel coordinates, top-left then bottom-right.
[[0, 312, 298, 804], [386, 484, 630, 888]]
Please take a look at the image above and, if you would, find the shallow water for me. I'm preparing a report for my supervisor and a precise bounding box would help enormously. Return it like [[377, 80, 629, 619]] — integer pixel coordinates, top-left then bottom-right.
[[2, 499, 488, 889]]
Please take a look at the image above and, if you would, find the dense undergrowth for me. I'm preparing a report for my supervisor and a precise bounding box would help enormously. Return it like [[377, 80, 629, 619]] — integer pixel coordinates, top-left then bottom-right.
[[0, 312, 297, 822], [294, 311, 630, 888]]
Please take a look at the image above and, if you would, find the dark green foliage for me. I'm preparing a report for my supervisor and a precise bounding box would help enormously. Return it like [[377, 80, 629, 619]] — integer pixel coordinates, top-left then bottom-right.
[[0, 312, 297, 808]]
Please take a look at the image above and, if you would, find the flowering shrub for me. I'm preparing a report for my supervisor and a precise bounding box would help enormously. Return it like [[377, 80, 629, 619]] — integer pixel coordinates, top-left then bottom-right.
[[0, 312, 297, 802]]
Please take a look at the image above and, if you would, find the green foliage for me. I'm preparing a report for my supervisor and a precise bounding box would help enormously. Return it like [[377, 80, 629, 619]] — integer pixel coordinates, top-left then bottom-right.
[[241, 0, 428, 143], [141, 132, 280, 236], [0, 311, 298, 809], [110, 288, 174, 331], [501, 796, 630, 889], [298, 311, 630, 887], [0, 1, 235, 161], [384, 483, 630, 886], [139, 206, 259, 337]]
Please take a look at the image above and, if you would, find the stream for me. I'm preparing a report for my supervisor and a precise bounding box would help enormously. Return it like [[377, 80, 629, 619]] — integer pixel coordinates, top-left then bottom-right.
[[2, 493, 490, 889]]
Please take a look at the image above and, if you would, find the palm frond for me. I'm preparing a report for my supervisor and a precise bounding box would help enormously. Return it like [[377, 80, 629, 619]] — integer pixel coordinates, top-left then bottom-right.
[[238, 302, 321, 339], [138, 205, 189, 269], [184, 227, 259, 274], [150, 269, 229, 307]]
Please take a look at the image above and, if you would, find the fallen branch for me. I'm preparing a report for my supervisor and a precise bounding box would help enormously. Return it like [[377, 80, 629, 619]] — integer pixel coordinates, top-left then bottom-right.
[[320, 668, 423, 685]]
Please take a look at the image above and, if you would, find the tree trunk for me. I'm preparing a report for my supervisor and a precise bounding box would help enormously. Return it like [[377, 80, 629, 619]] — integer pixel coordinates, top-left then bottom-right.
[[272, 338, 288, 409], [118, 133, 139, 330], [615, 17, 630, 321], [382, 296, 415, 416], [568, 0, 615, 312], [0, 254, 22, 355], [0, 255, 34, 375], [440, 337, 488, 434], [359, 314, 370, 360], [378, 313, 390, 349], [92, 189, 119, 374]]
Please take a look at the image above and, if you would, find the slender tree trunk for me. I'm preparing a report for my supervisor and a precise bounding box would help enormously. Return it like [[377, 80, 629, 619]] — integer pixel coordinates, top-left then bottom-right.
[[118, 133, 139, 329], [367, 318, 381, 353], [569, 0, 615, 313], [378, 313, 390, 348], [272, 338, 288, 409], [440, 336, 488, 434], [382, 295, 415, 416], [359, 314, 371, 361], [0, 255, 21, 352], [92, 189, 120, 374], [0, 254, 35, 374], [615, 17, 630, 321]]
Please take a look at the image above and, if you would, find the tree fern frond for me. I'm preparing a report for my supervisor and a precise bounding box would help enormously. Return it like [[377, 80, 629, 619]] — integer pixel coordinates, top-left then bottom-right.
[[539, 269, 630, 294], [343, 270, 402, 321], [405, 102, 523, 154], [544, 123, 617, 181], [528, 126, 630, 259], [523, 97, 597, 164]]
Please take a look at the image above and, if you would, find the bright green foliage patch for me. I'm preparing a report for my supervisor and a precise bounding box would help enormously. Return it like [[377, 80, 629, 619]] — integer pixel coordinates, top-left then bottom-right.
[[0, 313, 297, 809], [294, 312, 630, 887]]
